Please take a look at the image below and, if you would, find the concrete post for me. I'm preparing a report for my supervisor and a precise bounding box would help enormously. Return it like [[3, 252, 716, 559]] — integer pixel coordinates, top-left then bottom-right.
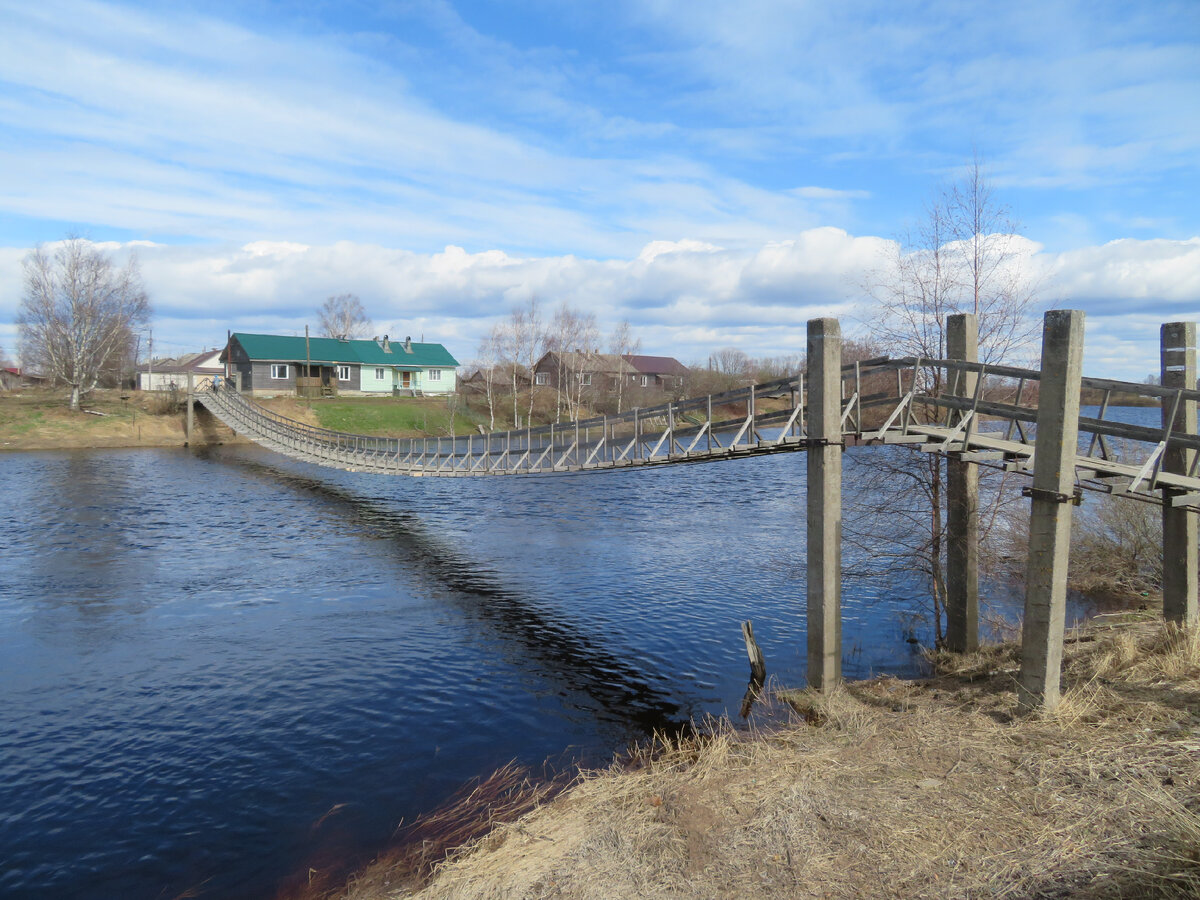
[[186, 371, 194, 445], [946, 313, 980, 653], [1161, 322, 1198, 626], [1019, 310, 1085, 713], [233, 371, 243, 393], [807, 317, 842, 690]]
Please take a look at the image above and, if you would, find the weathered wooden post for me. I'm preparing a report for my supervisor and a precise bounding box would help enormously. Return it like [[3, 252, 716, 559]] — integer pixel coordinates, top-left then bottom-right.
[[946, 313, 979, 652], [1019, 310, 1085, 713], [1162, 322, 1198, 626], [807, 317, 842, 690], [186, 371, 194, 445]]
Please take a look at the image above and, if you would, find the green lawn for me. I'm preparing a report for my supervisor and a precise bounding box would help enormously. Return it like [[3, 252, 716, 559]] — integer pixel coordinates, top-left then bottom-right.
[[310, 397, 482, 437]]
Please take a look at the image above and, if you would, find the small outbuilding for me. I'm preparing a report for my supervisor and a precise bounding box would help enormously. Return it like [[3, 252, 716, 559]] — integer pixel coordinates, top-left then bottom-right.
[[137, 350, 224, 391]]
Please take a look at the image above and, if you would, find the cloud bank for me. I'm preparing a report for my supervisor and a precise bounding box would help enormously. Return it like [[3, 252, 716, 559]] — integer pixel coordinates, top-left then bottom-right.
[[2, 232, 1195, 381]]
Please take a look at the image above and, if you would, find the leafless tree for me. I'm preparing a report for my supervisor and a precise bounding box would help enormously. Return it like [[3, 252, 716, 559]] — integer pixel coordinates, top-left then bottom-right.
[[549, 304, 600, 421], [18, 238, 152, 410], [710, 347, 751, 377], [860, 158, 1039, 645], [474, 323, 504, 431], [498, 296, 543, 427], [318, 293, 372, 339], [609, 319, 641, 414]]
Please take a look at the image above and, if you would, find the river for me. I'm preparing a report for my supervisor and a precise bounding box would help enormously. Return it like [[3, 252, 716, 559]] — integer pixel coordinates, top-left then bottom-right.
[[1, 411, 1148, 898]]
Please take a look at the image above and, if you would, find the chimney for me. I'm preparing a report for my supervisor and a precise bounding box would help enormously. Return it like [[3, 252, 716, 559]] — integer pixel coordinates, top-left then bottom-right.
[[404, 335, 413, 353], [380, 334, 391, 352]]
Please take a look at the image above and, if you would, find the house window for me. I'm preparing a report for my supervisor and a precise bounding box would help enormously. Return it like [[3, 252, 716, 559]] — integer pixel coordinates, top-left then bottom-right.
[[270, 364, 289, 379], [535, 372, 548, 385], [375, 367, 386, 380], [640, 375, 649, 387], [337, 365, 351, 382], [428, 368, 441, 381], [577, 372, 592, 386]]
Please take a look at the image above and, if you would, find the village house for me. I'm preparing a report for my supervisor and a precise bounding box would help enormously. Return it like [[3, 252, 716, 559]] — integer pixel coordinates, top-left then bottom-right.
[[531, 350, 638, 394], [530, 349, 690, 414], [221, 333, 459, 397], [622, 354, 690, 392]]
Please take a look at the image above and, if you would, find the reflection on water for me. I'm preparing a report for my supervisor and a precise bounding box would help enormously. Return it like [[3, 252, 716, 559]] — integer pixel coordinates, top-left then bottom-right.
[[0, 441, 1111, 899]]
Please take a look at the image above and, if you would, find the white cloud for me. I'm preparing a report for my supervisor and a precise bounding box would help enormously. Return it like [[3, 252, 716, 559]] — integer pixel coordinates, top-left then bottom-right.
[[3, 231, 1193, 379]]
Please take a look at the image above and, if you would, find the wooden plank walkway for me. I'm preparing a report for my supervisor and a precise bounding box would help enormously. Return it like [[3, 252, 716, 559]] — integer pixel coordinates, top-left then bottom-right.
[[195, 355, 1200, 507]]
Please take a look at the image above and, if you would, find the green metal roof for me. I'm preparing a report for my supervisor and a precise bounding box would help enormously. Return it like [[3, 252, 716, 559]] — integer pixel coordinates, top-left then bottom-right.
[[229, 333, 459, 368]]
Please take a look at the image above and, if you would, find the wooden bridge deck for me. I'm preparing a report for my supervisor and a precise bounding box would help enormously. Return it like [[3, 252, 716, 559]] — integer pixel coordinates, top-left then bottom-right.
[[196, 354, 1200, 508]]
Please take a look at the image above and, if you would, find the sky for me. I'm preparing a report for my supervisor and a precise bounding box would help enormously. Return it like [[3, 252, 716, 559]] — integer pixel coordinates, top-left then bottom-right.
[[1, 0, 1198, 379]]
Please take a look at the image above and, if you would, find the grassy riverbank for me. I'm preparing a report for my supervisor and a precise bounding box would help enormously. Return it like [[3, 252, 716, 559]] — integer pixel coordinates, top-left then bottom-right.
[[0, 389, 485, 450], [312, 614, 1200, 900], [0, 388, 195, 449], [309, 397, 484, 437]]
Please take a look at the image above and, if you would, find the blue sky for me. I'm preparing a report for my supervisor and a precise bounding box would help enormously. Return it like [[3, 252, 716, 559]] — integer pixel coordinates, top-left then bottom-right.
[[1, 0, 1198, 376]]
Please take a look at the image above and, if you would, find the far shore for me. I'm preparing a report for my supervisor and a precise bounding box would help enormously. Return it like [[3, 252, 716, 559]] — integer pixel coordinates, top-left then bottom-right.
[[0, 384, 1164, 454]]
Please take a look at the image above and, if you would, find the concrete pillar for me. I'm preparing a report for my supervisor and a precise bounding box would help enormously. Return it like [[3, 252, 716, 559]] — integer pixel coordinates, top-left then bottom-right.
[[807, 317, 842, 690], [186, 371, 194, 445], [946, 314, 980, 653], [1019, 310, 1085, 713], [1162, 322, 1198, 626]]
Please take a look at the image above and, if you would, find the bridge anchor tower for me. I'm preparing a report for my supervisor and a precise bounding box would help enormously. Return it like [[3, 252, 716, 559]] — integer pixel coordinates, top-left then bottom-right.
[[1019, 310, 1086, 713], [1162, 322, 1198, 627], [946, 313, 980, 653], [807, 317, 843, 690]]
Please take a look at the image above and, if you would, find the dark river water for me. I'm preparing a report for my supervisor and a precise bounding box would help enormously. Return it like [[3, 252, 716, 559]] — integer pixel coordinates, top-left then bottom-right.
[[1, 417, 1139, 898]]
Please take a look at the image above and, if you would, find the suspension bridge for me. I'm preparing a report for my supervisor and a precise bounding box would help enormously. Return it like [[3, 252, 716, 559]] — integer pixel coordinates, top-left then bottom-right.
[[189, 311, 1198, 712]]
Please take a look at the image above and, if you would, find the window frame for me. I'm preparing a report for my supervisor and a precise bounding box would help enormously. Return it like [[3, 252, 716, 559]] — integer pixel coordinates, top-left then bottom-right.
[[534, 372, 548, 386], [337, 365, 351, 382], [270, 363, 289, 380], [375, 367, 387, 380], [427, 368, 442, 382], [577, 372, 592, 386]]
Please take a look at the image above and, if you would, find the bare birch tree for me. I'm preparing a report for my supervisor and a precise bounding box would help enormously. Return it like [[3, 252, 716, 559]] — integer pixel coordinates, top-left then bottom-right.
[[18, 239, 152, 410], [498, 296, 543, 427], [318, 293, 372, 339], [609, 319, 641, 414], [549, 305, 599, 420], [474, 323, 504, 431], [859, 159, 1038, 645]]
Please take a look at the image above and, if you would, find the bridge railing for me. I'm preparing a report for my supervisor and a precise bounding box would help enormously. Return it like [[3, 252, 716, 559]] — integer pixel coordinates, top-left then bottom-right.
[[199, 356, 1198, 481]]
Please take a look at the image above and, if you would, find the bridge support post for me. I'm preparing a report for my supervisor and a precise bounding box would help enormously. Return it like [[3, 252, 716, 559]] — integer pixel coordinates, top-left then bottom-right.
[[1162, 322, 1198, 627], [807, 317, 842, 690], [1019, 310, 1085, 713], [946, 314, 979, 653], [186, 372, 194, 445]]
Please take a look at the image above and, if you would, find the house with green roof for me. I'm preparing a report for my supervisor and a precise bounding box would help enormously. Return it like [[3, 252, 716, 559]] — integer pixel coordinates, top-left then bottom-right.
[[221, 333, 459, 397]]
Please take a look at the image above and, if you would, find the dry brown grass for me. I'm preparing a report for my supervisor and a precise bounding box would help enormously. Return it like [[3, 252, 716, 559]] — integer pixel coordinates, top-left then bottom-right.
[[0, 387, 324, 450], [324, 619, 1200, 900]]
